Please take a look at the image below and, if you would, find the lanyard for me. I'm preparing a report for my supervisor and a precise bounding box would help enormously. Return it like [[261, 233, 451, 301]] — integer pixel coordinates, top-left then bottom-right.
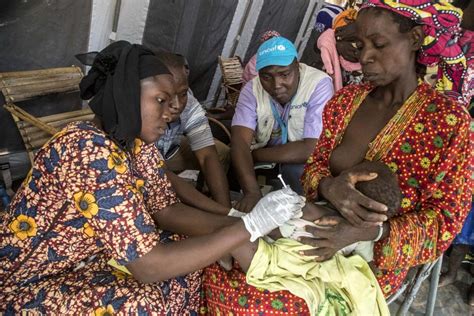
[[270, 100, 288, 144]]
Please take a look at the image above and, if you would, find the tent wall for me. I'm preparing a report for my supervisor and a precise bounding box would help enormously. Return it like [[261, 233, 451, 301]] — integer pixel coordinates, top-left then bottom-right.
[[88, 0, 118, 52], [0, 0, 91, 151], [243, 0, 311, 64], [142, 0, 238, 101], [0, 0, 324, 154]]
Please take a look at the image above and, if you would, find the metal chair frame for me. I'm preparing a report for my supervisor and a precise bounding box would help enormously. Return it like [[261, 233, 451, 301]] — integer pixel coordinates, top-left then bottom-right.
[[387, 256, 443, 316]]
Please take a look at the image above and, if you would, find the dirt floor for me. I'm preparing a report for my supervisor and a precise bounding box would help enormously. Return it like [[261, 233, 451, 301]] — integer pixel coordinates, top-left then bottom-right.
[[389, 255, 473, 315]]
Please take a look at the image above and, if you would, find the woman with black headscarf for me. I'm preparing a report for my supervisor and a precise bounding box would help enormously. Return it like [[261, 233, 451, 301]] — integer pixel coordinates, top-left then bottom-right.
[[0, 41, 303, 314]]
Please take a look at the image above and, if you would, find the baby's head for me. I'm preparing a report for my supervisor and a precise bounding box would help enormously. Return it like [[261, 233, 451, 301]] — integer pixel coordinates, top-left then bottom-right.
[[351, 161, 401, 218]]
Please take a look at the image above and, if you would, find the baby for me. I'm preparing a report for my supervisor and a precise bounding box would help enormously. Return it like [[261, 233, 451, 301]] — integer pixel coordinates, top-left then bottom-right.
[[281, 160, 401, 261], [221, 160, 400, 315], [227, 160, 401, 270]]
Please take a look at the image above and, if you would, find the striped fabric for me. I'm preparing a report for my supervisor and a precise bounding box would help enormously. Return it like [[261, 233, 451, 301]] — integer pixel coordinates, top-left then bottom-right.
[[156, 90, 214, 158]]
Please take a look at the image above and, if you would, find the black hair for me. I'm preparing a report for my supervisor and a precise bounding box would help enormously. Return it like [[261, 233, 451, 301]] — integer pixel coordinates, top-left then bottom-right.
[[351, 161, 402, 218], [154, 51, 188, 71], [452, 0, 470, 10]]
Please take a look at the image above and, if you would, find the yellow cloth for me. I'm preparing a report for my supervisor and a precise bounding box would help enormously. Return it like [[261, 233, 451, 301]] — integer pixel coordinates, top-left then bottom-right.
[[246, 239, 389, 316], [107, 258, 132, 275]]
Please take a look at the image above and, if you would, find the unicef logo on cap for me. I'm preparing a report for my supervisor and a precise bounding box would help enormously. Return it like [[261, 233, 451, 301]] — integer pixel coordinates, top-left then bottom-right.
[[277, 45, 286, 51]]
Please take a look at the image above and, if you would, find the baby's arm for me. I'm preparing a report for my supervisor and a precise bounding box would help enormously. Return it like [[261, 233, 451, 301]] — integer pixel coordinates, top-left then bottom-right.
[[230, 202, 340, 272], [230, 241, 259, 272], [301, 201, 339, 222]]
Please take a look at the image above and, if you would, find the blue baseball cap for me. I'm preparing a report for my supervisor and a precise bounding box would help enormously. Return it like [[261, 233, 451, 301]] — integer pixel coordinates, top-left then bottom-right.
[[256, 36, 298, 71]]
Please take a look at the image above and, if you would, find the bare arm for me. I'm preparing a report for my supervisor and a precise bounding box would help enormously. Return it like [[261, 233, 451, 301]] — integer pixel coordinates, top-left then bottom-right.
[[252, 138, 318, 164], [151, 201, 237, 236], [231, 126, 262, 212], [127, 221, 249, 283], [227, 203, 341, 273], [301, 202, 339, 222], [194, 145, 231, 207], [127, 185, 305, 283], [165, 170, 229, 215]]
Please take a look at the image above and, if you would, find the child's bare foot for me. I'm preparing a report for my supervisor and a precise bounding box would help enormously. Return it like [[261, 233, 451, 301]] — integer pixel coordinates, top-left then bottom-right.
[[438, 271, 457, 287]]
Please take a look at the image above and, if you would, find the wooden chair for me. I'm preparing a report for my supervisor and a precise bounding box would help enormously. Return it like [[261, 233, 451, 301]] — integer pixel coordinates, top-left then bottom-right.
[[0, 66, 94, 164], [207, 56, 244, 122], [207, 117, 231, 145], [218, 55, 244, 109]]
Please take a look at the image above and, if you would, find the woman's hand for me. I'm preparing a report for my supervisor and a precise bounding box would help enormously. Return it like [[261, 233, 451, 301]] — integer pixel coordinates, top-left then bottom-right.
[[319, 171, 388, 227], [235, 192, 262, 213], [242, 188, 305, 241], [299, 216, 379, 262]]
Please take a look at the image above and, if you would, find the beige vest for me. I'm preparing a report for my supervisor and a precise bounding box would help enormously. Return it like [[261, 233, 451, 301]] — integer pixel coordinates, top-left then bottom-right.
[[251, 63, 329, 150]]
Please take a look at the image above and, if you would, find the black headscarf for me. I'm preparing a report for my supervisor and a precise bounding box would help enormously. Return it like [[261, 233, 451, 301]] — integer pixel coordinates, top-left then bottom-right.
[[76, 41, 171, 148]]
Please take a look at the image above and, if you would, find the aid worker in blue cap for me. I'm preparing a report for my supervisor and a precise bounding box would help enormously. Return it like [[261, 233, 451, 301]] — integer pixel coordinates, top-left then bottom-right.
[[231, 36, 334, 213]]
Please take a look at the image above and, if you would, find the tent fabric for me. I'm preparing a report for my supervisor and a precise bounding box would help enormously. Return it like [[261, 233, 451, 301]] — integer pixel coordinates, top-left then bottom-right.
[[243, 0, 311, 64], [0, 0, 91, 151], [0, 0, 319, 154], [142, 0, 238, 101]]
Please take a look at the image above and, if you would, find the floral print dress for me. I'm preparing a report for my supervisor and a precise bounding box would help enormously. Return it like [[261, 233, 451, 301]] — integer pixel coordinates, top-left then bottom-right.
[[0, 121, 201, 315]]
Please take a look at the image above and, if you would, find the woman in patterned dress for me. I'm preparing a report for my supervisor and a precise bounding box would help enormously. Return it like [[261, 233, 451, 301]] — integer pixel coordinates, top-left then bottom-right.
[[302, 0, 473, 299], [0, 41, 302, 314], [202, 1, 472, 314]]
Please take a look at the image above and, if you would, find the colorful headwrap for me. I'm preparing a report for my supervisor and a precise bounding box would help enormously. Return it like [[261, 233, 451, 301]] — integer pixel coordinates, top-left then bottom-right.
[[314, 4, 345, 33], [259, 30, 281, 43], [332, 8, 358, 30], [361, 0, 467, 103]]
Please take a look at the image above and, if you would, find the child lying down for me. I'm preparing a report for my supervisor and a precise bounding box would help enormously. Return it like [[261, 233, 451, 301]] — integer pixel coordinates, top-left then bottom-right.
[[225, 161, 401, 315]]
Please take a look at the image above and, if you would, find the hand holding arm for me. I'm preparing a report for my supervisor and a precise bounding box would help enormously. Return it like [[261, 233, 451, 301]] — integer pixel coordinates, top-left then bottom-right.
[[299, 216, 381, 261]]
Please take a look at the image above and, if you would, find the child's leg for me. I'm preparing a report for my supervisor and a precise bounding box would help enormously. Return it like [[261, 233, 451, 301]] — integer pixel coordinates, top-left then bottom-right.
[[230, 240, 259, 272]]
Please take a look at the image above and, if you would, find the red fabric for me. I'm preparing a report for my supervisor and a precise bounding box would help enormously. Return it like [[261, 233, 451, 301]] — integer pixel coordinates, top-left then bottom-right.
[[201, 263, 310, 315], [302, 83, 473, 296]]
